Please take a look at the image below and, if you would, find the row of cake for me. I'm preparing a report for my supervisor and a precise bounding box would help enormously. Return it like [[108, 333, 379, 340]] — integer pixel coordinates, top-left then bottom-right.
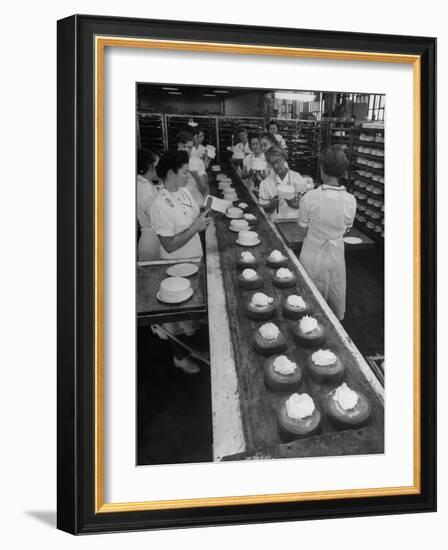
[[234, 244, 371, 441]]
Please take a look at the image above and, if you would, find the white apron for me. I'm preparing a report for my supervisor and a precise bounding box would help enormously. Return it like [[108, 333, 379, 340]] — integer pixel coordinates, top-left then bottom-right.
[[299, 187, 354, 320]]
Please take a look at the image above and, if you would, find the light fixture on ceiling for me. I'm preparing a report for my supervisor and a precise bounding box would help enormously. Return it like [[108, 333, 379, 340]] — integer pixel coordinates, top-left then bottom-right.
[[274, 91, 316, 102], [162, 87, 179, 91], [213, 90, 229, 94], [168, 91, 182, 95], [203, 93, 216, 97]]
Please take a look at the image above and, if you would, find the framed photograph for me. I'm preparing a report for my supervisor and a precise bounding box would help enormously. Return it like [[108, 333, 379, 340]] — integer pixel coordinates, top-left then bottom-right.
[[57, 14, 436, 534]]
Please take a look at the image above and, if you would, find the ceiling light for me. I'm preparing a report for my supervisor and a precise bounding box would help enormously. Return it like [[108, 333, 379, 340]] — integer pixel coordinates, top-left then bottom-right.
[[213, 90, 229, 94], [274, 91, 316, 102], [168, 91, 182, 95], [203, 93, 216, 97], [162, 87, 178, 91]]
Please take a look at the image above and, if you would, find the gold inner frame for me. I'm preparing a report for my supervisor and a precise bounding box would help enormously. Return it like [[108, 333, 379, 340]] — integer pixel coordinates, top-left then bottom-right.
[[94, 36, 421, 513]]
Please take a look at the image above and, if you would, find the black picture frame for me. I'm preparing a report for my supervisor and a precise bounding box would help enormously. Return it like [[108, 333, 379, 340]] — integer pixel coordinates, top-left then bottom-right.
[[57, 14, 436, 534]]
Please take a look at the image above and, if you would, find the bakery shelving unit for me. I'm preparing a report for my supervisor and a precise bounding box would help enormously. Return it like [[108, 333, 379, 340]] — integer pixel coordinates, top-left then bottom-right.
[[216, 116, 264, 158], [137, 112, 166, 153], [165, 114, 218, 152], [269, 118, 320, 179], [345, 124, 384, 242]]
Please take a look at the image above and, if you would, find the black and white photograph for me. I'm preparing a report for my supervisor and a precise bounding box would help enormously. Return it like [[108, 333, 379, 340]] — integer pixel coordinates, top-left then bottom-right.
[[136, 84, 385, 466]]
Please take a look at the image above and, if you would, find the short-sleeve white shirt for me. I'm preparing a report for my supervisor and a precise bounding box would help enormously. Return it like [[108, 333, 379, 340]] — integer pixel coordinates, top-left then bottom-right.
[[150, 187, 202, 260], [136, 175, 158, 228]]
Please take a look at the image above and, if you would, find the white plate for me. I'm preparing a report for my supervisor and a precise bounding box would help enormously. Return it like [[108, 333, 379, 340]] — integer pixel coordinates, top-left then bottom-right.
[[156, 288, 194, 304], [343, 236, 363, 245], [166, 263, 199, 277], [236, 238, 261, 247]]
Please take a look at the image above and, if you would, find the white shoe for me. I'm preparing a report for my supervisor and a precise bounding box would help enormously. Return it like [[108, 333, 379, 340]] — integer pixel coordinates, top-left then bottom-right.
[[173, 356, 200, 375]]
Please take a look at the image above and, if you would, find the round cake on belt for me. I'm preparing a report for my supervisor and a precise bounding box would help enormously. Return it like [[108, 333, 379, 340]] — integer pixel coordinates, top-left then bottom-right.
[[226, 207, 244, 219], [230, 219, 249, 232], [159, 276, 191, 302], [236, 251, 258, 270], [266, 249, 288, 268], [264, 354, 303, 392], [307, 349, 344, 384], [282, 294, 310, 319], [238, 230, 259, 246], [253, 322, 287, 357], [237, 268, 263, 290], [245, 292, 275, 321], [272, 267, 296, 288], [293, 315, 326, 347], [244, 213, 257, 225], [277, 393, 321, 440], [218, 180, 233, 190], [325, 383, 371, 429], [224, 190, 238, 201]]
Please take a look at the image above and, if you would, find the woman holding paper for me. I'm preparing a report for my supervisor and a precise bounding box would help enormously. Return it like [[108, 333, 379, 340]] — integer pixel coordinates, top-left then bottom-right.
[[150, 150, 211, 374], [150, 151, 211, 260]]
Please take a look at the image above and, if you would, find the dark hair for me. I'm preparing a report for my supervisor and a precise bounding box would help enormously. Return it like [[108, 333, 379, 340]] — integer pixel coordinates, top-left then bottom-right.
[[176, 130, 194, 144], [260, 132, 281, 147], [248, 133, 261, 143], [320, 145, 348, 178], [235, 126, 247, 135], [137, 148, 159, 175], [265, 145, 286, 161], [192, 126, 204, 136], [156, 151, 189, 180], [267, 120, 279, 130]]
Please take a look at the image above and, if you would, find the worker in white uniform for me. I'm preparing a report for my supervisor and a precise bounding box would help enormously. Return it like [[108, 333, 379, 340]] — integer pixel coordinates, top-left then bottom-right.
[[191, 126, 207, 160], [232, 126, 251, 161], [267, 120, 287, 149], [298, 145, 357, 320], [241, 133, 267, 191], [136, 148, 161, 261], [258, 146, 312, 220], [176, 130, 209, 206], [150, 151, 212, 374]]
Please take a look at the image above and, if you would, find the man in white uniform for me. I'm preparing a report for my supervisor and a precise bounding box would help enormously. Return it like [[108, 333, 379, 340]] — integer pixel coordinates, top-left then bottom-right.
[[232, 126, 251, 158]]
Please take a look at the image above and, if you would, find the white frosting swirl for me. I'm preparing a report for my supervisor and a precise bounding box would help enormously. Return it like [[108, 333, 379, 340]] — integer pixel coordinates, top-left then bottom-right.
[[251, 292, 273, 308], [269, 249, 285, 261], [273, 355, 296, 375], [311, 349, 337, 366], [244, 213, 256, 221], [242, 268, 257, 281], [241, 251, 255, 262], [287, 295, 306, 309], [276, 267, 293, 279], [238, 202, 248, 209], [334, 383, 359, 411], [285, 393, 315, 420], [259, 323, 280, 341], [299, 315, 318, 334]]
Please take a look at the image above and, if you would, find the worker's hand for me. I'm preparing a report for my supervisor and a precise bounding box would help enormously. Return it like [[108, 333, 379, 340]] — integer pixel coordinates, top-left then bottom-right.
[[193, 209, 212, 232], [285, 196, 301, 209], [261, 197, 278, 213]]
